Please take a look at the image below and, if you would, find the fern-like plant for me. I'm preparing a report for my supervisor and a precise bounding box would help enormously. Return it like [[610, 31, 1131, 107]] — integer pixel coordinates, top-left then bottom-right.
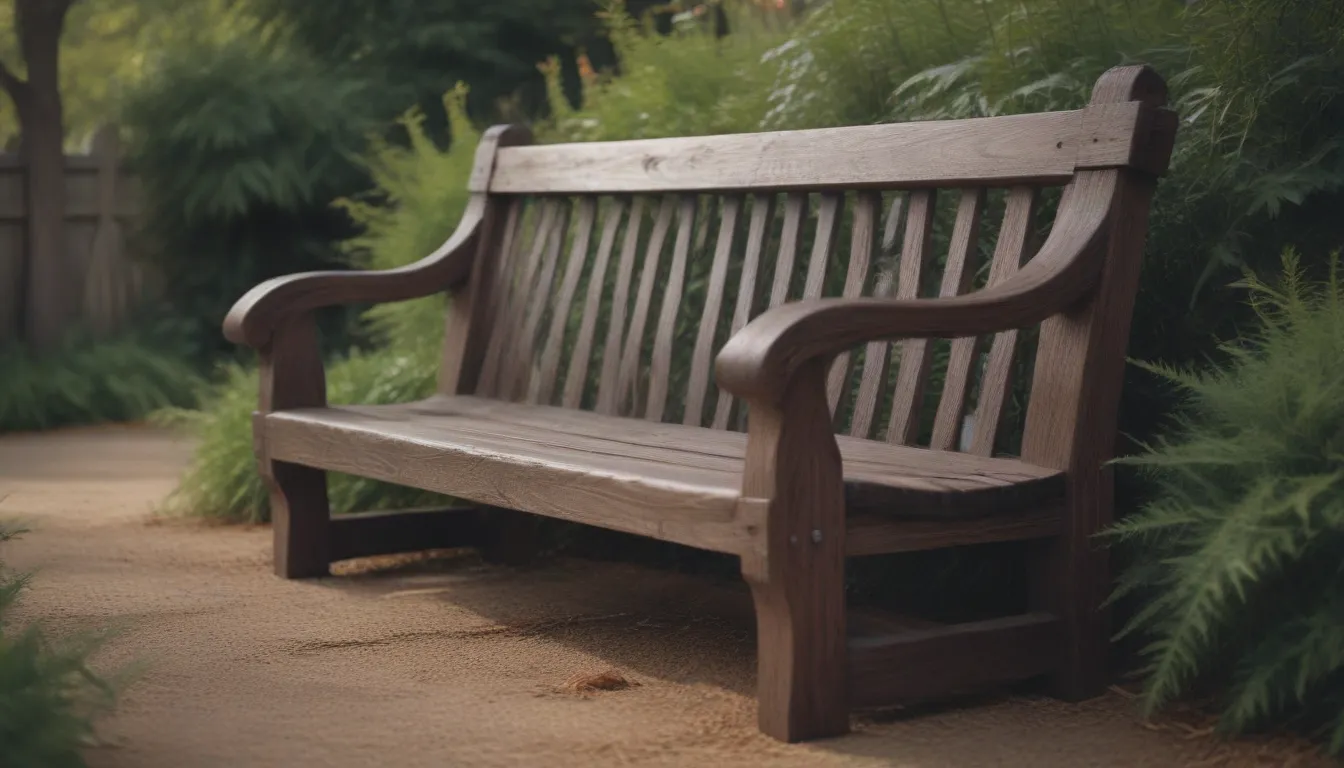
[[1110, 249, 1344, 755]]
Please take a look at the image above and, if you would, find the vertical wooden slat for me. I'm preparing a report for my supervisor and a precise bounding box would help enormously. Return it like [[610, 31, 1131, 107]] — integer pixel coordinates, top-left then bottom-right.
[[928, 188, 989, 451], [474, 198, 525, 396], [848, 195, 906, 439], [712, 193, 776, 430], [970, 185, 1040, 456], [827, 191, 879, 419], [802, 193, 844, 300], [478, 199, 546, 397], [768, 192, 807, 308], [646, 195, 699, 422], [532, 196, 598, 404], [595, 196, 646, 414], [505, 200, 571, 401], [683, 195, 742, 426], [562, 197, 626, 409], [884, 189, 938, 445], [614, 196, 677, 415]]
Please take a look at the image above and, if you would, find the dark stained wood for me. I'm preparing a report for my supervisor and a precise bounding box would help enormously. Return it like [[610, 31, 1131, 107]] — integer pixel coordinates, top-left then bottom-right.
[[616, 196, 676, 415], [595, 196, 646, 415], [884, 189, 938, 444], [827, 191, 879, 417], [684, 195, 742, 426], [846, 508, 1062, 557], [712, 193, 775, 430], [647, 195, 699, 422], [848, 196, 906, 439], [1020, 66, 1172, 703], [328, 507, 483, 562], [928, 188, 988, 451], [848, 613, 1059, 707], [489, 109, 1149, 194], [562, 198, 626, 408], [227, 66, 1177, 744], [969, 186, 1040, 456], [534, 196, 597, 404], [739, 359, 849, 741]]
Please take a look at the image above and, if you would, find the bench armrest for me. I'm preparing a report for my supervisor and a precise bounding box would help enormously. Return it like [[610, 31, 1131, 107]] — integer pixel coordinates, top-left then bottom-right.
[[224, 191, 491, 349], [715, 171, 1122, 406]]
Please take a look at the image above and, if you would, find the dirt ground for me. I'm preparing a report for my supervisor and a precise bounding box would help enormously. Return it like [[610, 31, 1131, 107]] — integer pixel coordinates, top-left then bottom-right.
[[0, 425, 1329, 767]]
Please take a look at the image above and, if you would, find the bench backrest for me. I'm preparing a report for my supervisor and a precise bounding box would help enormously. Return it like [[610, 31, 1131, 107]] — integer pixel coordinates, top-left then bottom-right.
[[441, 65, 1175, 464]]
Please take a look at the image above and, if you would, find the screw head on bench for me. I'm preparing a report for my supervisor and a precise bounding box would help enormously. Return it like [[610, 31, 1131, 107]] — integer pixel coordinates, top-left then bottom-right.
[[811, 529, 822, 544]]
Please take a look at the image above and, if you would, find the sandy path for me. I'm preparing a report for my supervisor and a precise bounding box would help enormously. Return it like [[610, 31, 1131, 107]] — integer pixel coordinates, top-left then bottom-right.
[[0, 426, 1325, 767]]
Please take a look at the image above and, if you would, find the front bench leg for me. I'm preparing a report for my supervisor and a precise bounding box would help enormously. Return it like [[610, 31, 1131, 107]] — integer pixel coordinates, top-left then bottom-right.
[[738, 359, 849, 742], [256, 315, 331, 579]]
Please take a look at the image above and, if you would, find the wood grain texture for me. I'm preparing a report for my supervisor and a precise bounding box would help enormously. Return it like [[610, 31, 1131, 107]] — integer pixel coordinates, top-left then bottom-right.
[[828, 191, 879, 418], [646, 195, 699, 422], [769, 193, 807, 308], [225, 124, 531, 349], [489, 109, 1141, 194], [490, 200, 559, 398], [615, 196, 676, 415], [928, 188, 988, 451], [738, 359, 849, 741], [802, 193, 843, 300], [684, 195, 742, 426], [1020, 64, 1171, 702], [473, 198, 527, 397], [848, 613, 1059, 707], [712, 193, 776, 430], [848, 196, 906, 440], [885, 189, 938, 444], [969, 186, 1040, 456], [562, 197, 625, 408], [595, 196, 646, 414], [511, 200, 571, 402], [715, 170, 1123, 408], [533, 196, 597, 404], [257, 315, 329, 578], [846, 508, 1062, 557]]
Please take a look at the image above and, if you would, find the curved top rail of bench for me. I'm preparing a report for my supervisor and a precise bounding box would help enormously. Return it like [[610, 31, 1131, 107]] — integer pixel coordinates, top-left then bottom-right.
[[488, 85, 1173, 195]]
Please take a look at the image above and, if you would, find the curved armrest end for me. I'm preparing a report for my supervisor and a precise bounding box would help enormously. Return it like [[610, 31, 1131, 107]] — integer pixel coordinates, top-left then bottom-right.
[[716, 170, 1124, 405], [222, 200, 487, 349]]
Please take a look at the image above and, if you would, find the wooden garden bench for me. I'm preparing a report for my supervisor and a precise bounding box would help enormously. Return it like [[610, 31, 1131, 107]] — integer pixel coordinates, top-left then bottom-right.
[[224, 65, 1176, 742]]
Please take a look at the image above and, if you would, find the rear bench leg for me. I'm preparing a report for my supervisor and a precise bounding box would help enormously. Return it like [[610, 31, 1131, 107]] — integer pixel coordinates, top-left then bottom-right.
[[263, 458, 330, 579], [739, 360, 850, 742]]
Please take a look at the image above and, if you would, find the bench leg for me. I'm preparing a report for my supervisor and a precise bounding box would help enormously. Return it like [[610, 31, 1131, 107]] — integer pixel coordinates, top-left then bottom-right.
[[745, 555, 849, 742], [1030, 479, 1111, 701], [264, 459, 330, 579]]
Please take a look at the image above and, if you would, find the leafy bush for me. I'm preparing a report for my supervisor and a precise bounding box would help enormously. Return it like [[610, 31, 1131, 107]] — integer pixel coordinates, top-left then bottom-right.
[[1109, 251, 1344, 754], [0, 326, 202, 434], [0, 524, 117, 768], [160, 90, 480, 523], [120, 35, 378, 363]]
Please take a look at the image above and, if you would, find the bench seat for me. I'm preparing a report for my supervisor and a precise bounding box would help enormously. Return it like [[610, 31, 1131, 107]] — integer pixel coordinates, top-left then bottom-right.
[[265, 395, 1066, 557]]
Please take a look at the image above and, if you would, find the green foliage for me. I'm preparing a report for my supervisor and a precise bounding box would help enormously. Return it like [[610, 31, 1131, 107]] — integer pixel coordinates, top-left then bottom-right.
[[0, 326, 202, 434], [1109, 251, 1344, 753], [0, 524, 118, 768], [160, 90, 482, 523], [120, 36, 378, 362], [539, 1, 783, 143]]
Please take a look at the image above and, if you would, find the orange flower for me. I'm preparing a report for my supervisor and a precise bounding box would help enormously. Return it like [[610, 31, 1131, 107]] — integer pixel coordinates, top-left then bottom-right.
[[578, 53, 596, 84]]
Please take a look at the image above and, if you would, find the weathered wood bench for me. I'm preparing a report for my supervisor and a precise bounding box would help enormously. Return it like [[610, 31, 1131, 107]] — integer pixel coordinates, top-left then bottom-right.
[[224, 65, 1176, 742]]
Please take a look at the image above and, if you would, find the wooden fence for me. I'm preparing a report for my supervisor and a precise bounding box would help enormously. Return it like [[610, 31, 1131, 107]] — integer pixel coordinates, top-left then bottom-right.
[[0, 125, 151, 346]]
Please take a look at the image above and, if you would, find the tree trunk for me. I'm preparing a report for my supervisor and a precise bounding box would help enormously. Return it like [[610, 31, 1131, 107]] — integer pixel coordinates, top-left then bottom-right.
[[3, 0, 75, 353]]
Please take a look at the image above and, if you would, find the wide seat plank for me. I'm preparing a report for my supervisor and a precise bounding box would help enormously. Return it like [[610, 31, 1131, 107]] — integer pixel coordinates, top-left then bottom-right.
[[263, 396, 1064, 555]]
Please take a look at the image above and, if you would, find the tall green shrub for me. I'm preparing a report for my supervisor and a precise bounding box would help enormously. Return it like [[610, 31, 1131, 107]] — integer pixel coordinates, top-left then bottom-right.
[[120, 36, 378, 363], [160, 89, 481, 523], [1110, 251, 1344, 754]]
